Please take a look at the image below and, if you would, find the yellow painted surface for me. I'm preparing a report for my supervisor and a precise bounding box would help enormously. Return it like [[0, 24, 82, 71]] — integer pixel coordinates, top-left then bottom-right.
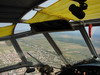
[[0, 25, 15, 37], [25, 0, 100, 23]]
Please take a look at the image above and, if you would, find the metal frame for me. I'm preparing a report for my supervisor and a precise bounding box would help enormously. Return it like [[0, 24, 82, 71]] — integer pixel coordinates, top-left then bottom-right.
[[43, 33, 70, 65], [0, 32, 34, 73], [79, 27, 98, 58], [0, 20, 99, 73], [0, 31, 34, 41], [10, 38, 28, 63], [0, 62, 33, 73], [70, 18, 100, 27]]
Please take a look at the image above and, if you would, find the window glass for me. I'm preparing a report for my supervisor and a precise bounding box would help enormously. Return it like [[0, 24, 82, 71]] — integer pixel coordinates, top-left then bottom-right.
[[14, 23, 30, 33], [0, 41, 22, 68], [50, 31, 92, 64], [0, 30, 94, 74], [17, 34, 64, 68], [90, 27, 100, 55], [0, 23, 13, 27]]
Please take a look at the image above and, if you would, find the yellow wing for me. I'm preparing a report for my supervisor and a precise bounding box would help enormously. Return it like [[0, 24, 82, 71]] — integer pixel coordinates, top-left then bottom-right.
[[0, 25, 15, 37], [25, 0, 100, 23]]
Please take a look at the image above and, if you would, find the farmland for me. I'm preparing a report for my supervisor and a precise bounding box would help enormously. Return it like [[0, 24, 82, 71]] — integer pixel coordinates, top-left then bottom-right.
[[0, 32, 100, 74]]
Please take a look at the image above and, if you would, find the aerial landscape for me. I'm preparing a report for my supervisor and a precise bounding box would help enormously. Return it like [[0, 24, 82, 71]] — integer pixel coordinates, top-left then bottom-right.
[[0, 30, 100, 75]]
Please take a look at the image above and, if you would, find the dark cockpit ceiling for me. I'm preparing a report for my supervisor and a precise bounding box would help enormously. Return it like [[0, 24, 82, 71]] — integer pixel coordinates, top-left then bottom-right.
[[0, 0, 46, 23]]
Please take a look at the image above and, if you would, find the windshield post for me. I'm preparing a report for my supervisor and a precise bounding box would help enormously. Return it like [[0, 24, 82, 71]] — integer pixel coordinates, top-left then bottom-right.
[[43, 33, 71, 66], [79, 27, 98, 58], [10, 37, 28, 63]]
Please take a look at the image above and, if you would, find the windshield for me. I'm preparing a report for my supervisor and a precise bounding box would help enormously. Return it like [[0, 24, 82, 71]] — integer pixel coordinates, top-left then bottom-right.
[[16, 30, 93, 66], [0, 29, 97, 74], [91, 27, 100, 56], [18, 34, 64, 67], [50, 31, 93, 65]]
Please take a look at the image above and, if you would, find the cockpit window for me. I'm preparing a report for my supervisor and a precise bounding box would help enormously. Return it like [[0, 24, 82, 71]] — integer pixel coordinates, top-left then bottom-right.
[[50, 31, 93, 65], [17, 34, 64, 68], [18, 30, 93, 66], [91, 27, 100, 55], [0, 41, 22, 68], [0, 28, 98, 74]]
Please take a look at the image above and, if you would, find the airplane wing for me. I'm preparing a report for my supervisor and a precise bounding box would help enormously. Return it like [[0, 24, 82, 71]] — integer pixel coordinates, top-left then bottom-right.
[[25, 0, 100, 23]]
